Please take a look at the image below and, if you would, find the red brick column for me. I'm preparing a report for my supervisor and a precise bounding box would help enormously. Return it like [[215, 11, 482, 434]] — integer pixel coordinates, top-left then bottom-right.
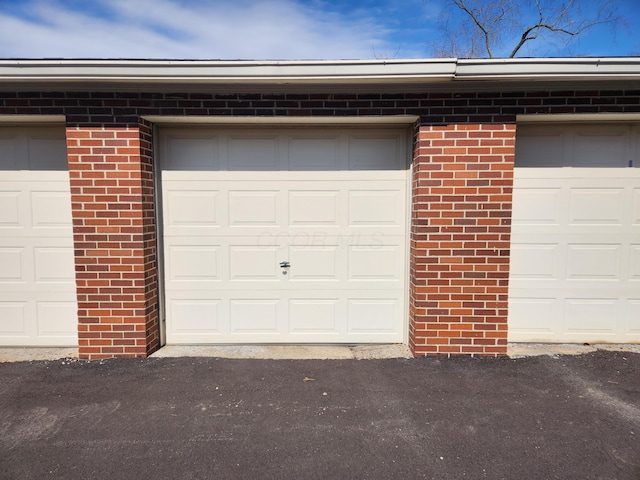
[[409, 124, 515, 356], [66, 121, 159, 359]]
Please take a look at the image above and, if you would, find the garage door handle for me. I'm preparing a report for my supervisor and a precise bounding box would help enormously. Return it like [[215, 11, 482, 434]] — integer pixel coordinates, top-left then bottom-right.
[[279, 261, 290, 268]]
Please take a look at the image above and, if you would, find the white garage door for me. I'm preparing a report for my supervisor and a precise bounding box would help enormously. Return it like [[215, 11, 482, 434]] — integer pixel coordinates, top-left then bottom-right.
[[0, 126, 77, 346], [160, 126, 409, 344], [509, 123, 640, 343]]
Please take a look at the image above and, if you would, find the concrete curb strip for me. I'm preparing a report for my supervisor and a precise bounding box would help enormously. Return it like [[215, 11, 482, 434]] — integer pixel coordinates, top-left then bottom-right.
[[0, 343, 638, 362]]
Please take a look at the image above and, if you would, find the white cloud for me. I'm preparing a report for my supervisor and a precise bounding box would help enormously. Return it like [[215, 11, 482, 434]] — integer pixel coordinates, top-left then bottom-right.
[[0, 0, 404, 59]]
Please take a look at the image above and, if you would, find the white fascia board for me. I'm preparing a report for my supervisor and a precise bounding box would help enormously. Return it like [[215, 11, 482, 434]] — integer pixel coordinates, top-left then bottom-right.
[[0, 59, 457, 86], [455, 57, 640, 82]]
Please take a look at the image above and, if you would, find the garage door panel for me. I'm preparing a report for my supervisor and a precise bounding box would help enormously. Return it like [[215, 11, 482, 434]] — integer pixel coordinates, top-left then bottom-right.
[[349, 189, 402, 226], [568, 188, 624, 225], [0, 247, 26, 282], [347, 298, 401, 334], [1, 178, 74, 236], [288, 137, 340, 170], [166, 292, 405, 342], [572, 130, 628, 167], [288, 245, 339, 281], [0, 295, 77, 346], [627, 300, 640, 335], [36, 301, 77, 337], [161, 127, 408, 344], [280, 232, 402, 248], [27, 137, 68, 170], [513, 131, 565, 168], [164, 189, 220, 229], [0, 191, 21, 226], [228, 190, 280, 226], [229, 246, 280, 280], [165, 169, 403, 182], [34, 246, 75, 283], [289, 299, 340, 333], [509, 244, 559, 279], [0, 137, 19, 169], [228, 136, 279, 170], [29, 184, 74, 235], [566, 244, 622, 279], [169, 298, 224, 335], [0, 247, 75, 291], [31, 190, 73, 227], [508, 298, 558, 339], [0, 301, 29, 336], [511, 187, 562, 225], [633, 189, 640, 224], [509, 295, 631, 343], [229, 299, 281, 333], [348, 136, 403, 169], [289, 191, 340, 225], [165, 137, 219, 170], [347, 245, 401, 280], [630, 246, 640, 279], [0, 245, 31, 288], [510, 123, 640, 343], [564, 298, 620, 336], [167, 245, 220, 283]]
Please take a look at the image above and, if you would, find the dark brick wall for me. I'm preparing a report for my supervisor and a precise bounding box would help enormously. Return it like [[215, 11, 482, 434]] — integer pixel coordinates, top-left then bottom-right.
[[1, 90, 639, 125]]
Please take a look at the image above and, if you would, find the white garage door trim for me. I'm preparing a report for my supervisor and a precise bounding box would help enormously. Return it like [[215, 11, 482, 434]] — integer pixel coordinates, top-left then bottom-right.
[[158, 125, 411, 345], [0, 125, 78, 346], [509, 122, 640, 343], [144, 115, 420, 126]]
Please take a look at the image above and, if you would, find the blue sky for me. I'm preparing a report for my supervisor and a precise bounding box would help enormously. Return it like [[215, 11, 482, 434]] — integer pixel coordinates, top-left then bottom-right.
[[0, 0, 638, 59]]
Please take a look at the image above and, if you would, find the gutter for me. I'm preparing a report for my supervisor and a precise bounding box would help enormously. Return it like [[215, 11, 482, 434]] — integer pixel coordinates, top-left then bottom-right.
[[454, 57, 640, 82], [0, 58, 458, 84], [0, 57, 638, 91]]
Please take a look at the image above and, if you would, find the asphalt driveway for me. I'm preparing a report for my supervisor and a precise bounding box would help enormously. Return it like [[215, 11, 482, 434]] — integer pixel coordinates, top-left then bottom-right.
[[1, 350, 639, 480]]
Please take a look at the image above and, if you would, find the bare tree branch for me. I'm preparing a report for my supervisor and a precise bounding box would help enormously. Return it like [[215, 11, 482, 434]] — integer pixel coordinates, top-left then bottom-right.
[[452, 0, 495, 57], [434, 0, 622, 58]]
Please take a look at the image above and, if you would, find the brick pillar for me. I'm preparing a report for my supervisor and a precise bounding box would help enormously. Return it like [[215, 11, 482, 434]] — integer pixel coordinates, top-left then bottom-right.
[[66, 120, 159, 359], [409, 124, 515, 356]]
